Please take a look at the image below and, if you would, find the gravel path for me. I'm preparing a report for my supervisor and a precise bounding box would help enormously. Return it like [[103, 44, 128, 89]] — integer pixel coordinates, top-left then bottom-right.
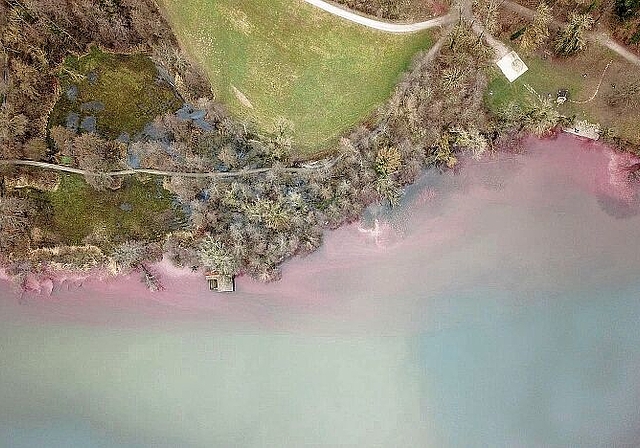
[[303, 0, 456, 33], [0, 158, 343, 179]]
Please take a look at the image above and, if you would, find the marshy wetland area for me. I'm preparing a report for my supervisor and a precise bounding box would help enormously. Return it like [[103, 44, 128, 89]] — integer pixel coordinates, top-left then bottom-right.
[[22, 46, 186, 255], [49, 47, 183, 140]]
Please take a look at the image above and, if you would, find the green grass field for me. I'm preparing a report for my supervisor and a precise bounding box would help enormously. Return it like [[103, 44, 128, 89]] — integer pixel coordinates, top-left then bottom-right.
[[159, 0, 433, 155], [486, 57, 584, 113]]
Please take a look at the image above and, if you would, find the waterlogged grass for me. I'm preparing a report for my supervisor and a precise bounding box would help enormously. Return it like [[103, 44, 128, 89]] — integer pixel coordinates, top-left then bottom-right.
[[50, 47, 182, 139], [159, 0, 434, 154], [43, 175, 181, 247]]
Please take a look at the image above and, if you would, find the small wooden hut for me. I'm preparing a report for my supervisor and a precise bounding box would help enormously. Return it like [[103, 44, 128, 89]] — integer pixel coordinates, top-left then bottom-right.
[[205, 271, 235, 292]]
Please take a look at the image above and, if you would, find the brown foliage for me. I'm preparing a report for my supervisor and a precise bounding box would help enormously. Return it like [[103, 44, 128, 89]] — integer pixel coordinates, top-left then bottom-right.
[[1, 0, 178, 154], [0, 195, 34, 256], [3, 167, 60, 191], [332, 0, 443, 20], [29, 245, 105, 271]]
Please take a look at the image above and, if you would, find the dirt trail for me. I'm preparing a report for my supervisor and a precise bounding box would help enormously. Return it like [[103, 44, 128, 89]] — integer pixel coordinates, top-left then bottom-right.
[[592, 33, 640, 68], [0, 158, 344, 179], [467, 16, 510, 59]]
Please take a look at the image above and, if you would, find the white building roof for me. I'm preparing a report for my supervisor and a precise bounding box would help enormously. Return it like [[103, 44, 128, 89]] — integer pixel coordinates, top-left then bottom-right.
[[563, 121, 601, 141], [496, 51, 528, 83]]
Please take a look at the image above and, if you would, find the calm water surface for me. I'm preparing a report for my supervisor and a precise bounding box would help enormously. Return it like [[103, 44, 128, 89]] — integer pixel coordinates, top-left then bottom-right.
[[1, 136, 640, 447]]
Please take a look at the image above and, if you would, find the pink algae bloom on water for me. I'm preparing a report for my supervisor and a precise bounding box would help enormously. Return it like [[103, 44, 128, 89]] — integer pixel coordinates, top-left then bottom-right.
[[606, 148, 640, 202], [2, 134, 640, 323]]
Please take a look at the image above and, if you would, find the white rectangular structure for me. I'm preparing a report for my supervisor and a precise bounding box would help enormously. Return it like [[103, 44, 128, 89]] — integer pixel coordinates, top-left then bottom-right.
[[496, 51, 528, 83], [563, 121, 601, 141]]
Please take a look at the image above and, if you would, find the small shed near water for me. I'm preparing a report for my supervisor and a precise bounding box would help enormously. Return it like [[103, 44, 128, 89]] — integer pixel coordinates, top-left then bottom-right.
[[205, 271, 235, 292]]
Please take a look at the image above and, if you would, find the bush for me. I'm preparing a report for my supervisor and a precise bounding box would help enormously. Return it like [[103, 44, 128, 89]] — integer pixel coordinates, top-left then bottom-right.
[[375, 146, 402, 176], [29, 245, 105, 271], [555, 13, 595, 56], [198, 236, 239, 275]]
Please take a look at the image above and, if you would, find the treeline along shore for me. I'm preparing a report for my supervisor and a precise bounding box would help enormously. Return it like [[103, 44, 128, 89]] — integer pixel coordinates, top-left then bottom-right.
[[1, 0, 639, 290]]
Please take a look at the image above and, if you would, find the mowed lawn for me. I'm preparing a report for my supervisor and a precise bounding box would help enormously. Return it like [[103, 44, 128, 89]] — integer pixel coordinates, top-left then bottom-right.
[[486, 45, 640, 145], [160, 0, 433, 155]]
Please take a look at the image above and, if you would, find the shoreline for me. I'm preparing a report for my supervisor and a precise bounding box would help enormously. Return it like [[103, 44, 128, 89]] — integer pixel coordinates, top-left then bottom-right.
[[3, 133, 639, 301], [3, 2, 640, 291], [5, 131, 640, 447]]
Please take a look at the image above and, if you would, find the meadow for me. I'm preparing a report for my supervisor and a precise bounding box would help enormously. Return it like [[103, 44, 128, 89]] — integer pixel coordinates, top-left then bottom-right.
[[159, 0, 434, 156], [21, 174, 182, 250], [486, 44, 640, 144]]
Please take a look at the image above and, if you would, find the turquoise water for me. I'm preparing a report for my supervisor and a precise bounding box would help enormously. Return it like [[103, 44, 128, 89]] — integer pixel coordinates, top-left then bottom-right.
[[420, 284, 640, 447], [1, 136, 640, 447]]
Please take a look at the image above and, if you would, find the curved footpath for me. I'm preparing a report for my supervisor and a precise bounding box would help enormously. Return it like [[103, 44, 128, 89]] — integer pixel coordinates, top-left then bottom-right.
[[303, 0, 456, 33], [4, 2, 638, 180], [306, 0, 640, 67]]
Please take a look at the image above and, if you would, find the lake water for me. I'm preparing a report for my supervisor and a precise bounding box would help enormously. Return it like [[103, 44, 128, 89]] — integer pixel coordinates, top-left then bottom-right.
[[1, 135, 640, 447]]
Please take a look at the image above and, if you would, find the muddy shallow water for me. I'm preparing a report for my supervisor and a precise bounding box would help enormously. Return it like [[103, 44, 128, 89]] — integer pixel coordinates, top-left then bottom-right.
[[1, 135, 640, 447]]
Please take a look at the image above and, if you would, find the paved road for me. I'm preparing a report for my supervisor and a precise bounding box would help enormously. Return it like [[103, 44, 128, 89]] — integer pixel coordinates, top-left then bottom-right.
[[303, 0, 456, 33], [305, 0, 509, 60]]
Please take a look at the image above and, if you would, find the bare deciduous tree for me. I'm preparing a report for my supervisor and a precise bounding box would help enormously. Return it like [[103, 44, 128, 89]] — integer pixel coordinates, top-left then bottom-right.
[[375, 146, 402, 176], [198, 236, 239, 275], [108, 240, 147, 274], [555, 12, 595, 55], [519, 2, 553, 54]]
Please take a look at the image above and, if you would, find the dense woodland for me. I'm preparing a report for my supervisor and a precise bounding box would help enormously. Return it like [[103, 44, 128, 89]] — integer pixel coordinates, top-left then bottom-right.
[[0, 0, 637, 287]]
